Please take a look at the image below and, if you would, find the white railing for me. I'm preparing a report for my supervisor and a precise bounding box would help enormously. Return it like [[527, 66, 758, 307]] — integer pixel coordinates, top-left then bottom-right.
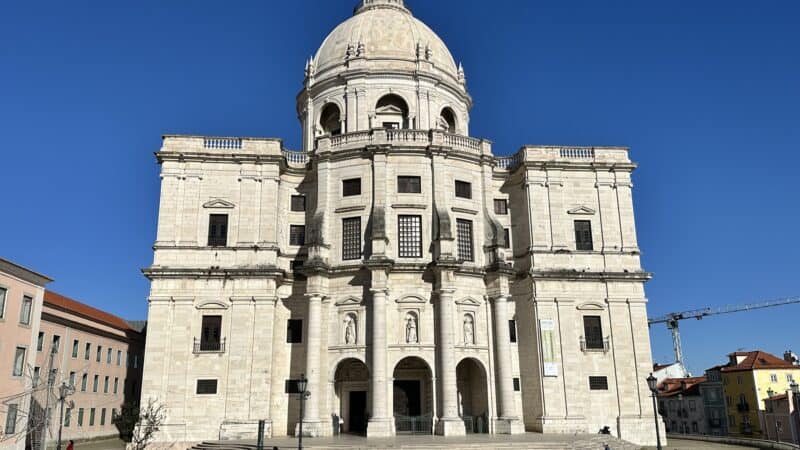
[[387, 129, 429, 143], [443, 133, 481, 152], [283, 150, 309, 165], [330, 130, 373, 147], [495, 153, 523, 171], [560, 147, 594, 159], [203, 138, 242, 150]]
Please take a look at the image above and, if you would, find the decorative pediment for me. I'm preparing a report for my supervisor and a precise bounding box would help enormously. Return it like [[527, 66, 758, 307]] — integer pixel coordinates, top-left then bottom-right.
[[567, 206, 596, 215], [577, 301, 605, 311], [376, 104, 405, 115], [335, 296, 363, 307], [203, 199, 235, 209], [455, 296, 481, 307], [396, 295, 427, 304], [196, 300, 228, 310]]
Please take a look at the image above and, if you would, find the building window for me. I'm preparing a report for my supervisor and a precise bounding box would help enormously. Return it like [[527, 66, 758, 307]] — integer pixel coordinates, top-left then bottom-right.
[[64, 407, 72, 427], [0, 286, 6, 319], [689, 400, 696, 411], [455, 180, 472, 199], [52, 335, 60, 353], [200, 315, 222, 351], [494, 199, 508, 215], [287, 319, 303, 343], [207, 214, 229, 247], [85, 342, 91, 360], [81, 374, 88, 392], [787, 374, 795, 382], [72, 340, 79, 358], [503, 228, 511, 249], [513, 377, 521, 391], [342, 217, 362, 260], [398, 215, 422, 258], [770, 373, 778, 383], [89, 408, 95, 426], [69, 372, 76, 388], [77, 408, 84, 427], [509, 320, 517, 343], [37, 332, 44, 352], [20, 295, 33, 325], [583, 316, 605, 350], [93, 375, 99, 393], [33, 367, 41, 387], [342, 178, 361, 197], [289, 225, 306, 246], [12, 347, 26, 376], [737, 376, 742, 385], [100, 408, 106, 426], [291, 195, 306, 212], [398, 176, 422, 194], [5, 404, 18, 434], [104, 376, 109, 394], [574, 220, 593, 251], [589, 376, 609, 390], [456, 219, 474, 262], [117, 350, 121, 366], [107, 348, 112, 364], [96, 346, 102, 363], [197, 379, 218, 395], [114, 377, 119, 394]]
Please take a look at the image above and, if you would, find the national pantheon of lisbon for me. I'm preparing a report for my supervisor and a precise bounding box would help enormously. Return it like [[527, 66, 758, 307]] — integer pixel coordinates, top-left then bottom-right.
[[140, 0, 661, 446]]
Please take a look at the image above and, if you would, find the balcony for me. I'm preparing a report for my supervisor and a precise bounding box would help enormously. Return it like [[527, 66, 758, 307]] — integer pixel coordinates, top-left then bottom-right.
[[193, 337, 226, 354], [580, 336, 610, 353], [319, 128, 490, 156]]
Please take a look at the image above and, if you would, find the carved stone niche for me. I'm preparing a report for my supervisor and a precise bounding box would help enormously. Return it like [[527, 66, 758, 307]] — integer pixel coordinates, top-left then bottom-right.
[[335, 296, 364, 346], [395, 295, 427, 344], [456, 297, 481, 345]]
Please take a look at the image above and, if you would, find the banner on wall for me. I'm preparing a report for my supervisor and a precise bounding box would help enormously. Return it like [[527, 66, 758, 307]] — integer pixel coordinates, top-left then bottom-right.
[[539, 319, 558, 377]]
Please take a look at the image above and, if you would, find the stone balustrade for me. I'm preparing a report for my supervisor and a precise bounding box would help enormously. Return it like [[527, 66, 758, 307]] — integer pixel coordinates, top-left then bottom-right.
[[493, 145, 631, 171], [160, 135, 309, 167], [319, 129, 492, 155]]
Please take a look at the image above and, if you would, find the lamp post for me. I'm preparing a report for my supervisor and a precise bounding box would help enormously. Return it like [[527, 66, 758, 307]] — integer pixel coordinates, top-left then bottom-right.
[[647, 374, 663, 450], [791, 382, 799, 445], [296, 374, 310, 450], [677, 394, 684, 434]]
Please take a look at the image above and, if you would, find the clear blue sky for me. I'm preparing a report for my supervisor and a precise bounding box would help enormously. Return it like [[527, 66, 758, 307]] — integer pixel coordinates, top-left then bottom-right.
[[1, 0, 798, 374]]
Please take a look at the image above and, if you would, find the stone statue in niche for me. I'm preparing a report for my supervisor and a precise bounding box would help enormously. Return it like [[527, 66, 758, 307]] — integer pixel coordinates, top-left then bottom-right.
[[344, 316, 356, 345], [464, 315, 474, 345], [405, 314, 418, 343]]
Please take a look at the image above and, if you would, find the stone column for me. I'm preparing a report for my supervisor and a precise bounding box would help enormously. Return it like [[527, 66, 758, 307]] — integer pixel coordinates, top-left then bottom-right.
[[492, 294, 522, 431], [301, 293, 323, 436], [435, 284, 465, 436], [367, 286, 393, 437]]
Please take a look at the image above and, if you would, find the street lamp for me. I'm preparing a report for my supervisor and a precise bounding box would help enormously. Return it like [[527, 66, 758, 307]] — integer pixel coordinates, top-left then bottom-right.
[[791, 382, 799, 445], [296, 374, 310, 450], [647, 374, 663, 450]]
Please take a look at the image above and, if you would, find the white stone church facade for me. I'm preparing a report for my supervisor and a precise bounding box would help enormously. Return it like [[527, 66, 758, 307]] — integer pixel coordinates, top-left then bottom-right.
[[140, 0, 659, 446]]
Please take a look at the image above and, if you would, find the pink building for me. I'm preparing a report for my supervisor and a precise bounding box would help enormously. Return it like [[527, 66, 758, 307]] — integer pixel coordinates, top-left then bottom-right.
[[29, 291, 145, 446], [763, 389, 800, 445], [0, 258, 52, 450]]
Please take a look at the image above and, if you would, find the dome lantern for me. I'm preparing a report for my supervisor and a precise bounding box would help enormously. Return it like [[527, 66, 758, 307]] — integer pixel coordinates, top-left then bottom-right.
[[354, 0, 408, 14]]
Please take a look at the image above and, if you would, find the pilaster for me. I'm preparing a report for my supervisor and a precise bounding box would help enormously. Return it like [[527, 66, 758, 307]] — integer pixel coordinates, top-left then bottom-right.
[[434, 266, 465, 436], [367, 263, 393, 436], [300, 293, 324, 436]]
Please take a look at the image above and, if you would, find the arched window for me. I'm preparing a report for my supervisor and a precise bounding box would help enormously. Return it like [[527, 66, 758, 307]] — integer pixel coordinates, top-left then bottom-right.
[[375, 94, 409, 129], [439, 107, 456, 133], [320, 103, 342, 136]]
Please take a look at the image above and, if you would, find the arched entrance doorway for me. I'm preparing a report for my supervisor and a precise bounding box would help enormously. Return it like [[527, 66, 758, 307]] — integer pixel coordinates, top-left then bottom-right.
[[333, 358, 370, 435], [456, 358, 489, 433], [393, 356, 434, 434]]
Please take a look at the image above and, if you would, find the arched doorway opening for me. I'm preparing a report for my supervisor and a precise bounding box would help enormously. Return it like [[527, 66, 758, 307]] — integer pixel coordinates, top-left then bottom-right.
[[375, 94, 409, 129], [456, 358, 489, 433], [393, 356, 433, 434], [319, 103, 342, 136], [333, 358, 370, 435], [438, 107, 457, 133]]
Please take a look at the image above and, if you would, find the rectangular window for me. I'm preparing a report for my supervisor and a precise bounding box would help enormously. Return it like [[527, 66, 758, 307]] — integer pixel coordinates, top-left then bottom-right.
[[397, 176, 422, 194], [81, 374, 88, 391], [72, 339, 79, 358], [382, 122, 400, 130], [52, 335, 61, 353], [342, 178, 361, 197], [64, 408, 71, 427], [574, 220, 593, 251], [68, 371, 76, 388], [285, 379, 303, 394], [117, 350, 121, 366], [93, 375, 99, 393], [455, 180, 472, 199], [33, 366, 41, 387], [589, 376, 609, 390], [200, 315, 222, 351], [12, 347, 26, 376], [289, 225, 306, 246], [513, 377, 521, 392], [5, 404, 18, 434], [788, 374, 795, 382], [85, 342, 91, 360], [689, 400, 696, 411], [104, 376, 109, 394], [456, 219, 474, 262], [100, 408, 106, 426], [196, 379, 218, 395], [20, 295, 33, 325], [290, 195, 306, 212], [509, 320, 517, 343], [0, 286, 6, 318], [107, 348, 112, 364], [503, 228, 511, 249], [89, 408, 95, 426], [398, 215, 422, 258], [494, 199, 508, 215], [207, 214, 229, 247], [342, 217, 362, 260], [287, 319, 303, 343], [771, 374, 778, 383], [114, 377, 119, 394], [78, 408, 84, 427], [96, 346, 102, 362], [583, 316, 605, 350], [37, 332, 44, 351]]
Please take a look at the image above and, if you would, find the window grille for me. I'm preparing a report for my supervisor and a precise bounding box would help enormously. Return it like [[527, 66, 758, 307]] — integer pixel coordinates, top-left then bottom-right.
[[196, 379, 218, 395], [398, 176, 422, 194], [455, 180, 472, 199], [291, 195, 306, 212], [289, 225, 306, 246], [398, 215, 422, 258], [574, 220, 593, 251], [494, 199, 508, 215], [589, 376, 609, 390], [456, 219, 474, 262], [583, 316, 605, 350], [343, 178, 361, 197], [342, 217, 362, 260], [208, 214, 228, 247]]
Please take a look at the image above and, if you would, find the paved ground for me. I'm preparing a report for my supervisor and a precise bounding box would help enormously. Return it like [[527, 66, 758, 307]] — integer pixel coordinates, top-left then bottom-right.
[[644, 438, 759, 449], [61, 438, 127, 450]]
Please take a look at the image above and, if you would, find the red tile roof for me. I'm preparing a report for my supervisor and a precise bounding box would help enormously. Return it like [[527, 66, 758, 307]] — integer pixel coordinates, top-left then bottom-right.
[[44, 290, 138, 333], [722, 350, 796, 372], [658, 376, 707, 397]]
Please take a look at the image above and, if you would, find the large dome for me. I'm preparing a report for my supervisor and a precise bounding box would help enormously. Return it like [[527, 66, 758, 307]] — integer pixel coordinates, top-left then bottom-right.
[[314, 0, 459, 80]]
